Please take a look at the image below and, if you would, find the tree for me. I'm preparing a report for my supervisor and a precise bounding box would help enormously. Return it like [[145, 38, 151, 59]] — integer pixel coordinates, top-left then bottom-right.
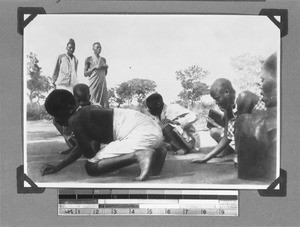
[[116, 81, 134, 106], [108, 87, 125, 107], [230, 53, 264, 95], [115, 78, 157, 106], [27, 52, 52, 103], [175, 65, 210, 107], [128, 78, 157, 105], [177, 81, 210, 107]]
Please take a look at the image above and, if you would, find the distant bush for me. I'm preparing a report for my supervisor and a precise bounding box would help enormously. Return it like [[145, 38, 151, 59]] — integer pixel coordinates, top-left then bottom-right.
[[190, 101, 217, 131], [27, 103, 52, 121]]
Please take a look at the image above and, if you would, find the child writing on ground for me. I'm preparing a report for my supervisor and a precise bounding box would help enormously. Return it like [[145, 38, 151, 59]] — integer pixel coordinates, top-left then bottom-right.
[[42, 89, 167, 181], [191, 78, 265, 164], [53, 83, 101, 155]]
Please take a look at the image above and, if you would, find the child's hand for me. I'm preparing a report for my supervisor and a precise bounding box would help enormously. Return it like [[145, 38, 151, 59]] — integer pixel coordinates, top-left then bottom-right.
[[41, 164, 58, 176]]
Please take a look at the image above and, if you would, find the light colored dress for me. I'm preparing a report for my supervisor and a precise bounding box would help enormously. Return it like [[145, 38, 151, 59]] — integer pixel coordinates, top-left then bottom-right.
[[85, 55, 109, 107], [148, 104, 201, 151], [88, 108, 163, 162]]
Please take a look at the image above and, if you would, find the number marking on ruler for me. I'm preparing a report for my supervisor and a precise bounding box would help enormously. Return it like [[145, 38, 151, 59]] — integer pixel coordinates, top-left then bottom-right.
[[58, 189, 238, 216]]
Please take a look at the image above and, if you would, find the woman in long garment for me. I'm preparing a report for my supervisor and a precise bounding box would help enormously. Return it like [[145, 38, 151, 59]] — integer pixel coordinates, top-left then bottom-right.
[[84, 42, 109, 107]]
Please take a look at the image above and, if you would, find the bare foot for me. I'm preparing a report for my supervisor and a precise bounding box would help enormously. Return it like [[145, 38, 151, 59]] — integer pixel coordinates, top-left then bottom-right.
[[151, 147, 167, 176], [133, 149, 155, 181]]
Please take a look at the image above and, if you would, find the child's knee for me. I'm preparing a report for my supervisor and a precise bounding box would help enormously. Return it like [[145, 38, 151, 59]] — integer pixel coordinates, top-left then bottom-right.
[[210, 127, 222, 140]]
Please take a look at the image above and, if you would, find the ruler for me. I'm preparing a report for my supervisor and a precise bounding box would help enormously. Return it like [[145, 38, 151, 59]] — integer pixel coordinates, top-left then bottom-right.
[[58, 189, 238, 216]]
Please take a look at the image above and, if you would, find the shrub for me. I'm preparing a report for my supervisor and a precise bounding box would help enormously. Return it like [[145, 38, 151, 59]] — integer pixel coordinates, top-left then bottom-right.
[[190, 101, 217, 131], [27, 103, 52, 121]]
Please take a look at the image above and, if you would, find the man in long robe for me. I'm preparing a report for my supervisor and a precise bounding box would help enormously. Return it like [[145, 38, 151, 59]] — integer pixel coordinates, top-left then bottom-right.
[[84, 42, 109, 107]]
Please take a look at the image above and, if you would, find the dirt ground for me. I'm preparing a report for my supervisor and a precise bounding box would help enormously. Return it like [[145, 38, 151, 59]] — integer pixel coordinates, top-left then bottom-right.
[[25, 120, 270, 188]]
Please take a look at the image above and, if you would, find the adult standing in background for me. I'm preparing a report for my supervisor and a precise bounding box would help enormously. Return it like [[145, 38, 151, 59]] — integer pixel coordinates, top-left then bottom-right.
[[52, 38, 79, 93], [84, 42, 109, 107]]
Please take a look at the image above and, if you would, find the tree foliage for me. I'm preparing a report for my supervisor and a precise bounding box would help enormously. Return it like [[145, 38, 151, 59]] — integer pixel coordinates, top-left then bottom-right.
[[27, 52, 52, 103], [128, 78, 157, 105], [175, 65, 210, 107], [108, 87, 125, 107], [230, 53, 264, 95], [112, 78, 157, 106]]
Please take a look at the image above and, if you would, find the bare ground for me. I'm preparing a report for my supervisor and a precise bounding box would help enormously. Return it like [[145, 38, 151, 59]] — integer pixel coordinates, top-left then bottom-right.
[[25, 120, 270, 188]]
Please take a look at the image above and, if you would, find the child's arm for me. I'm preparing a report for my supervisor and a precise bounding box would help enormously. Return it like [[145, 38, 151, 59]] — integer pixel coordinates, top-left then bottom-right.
[[207, 109, 225, 129], [41, 114, 96, 176], [207, 117, 222, 128], [191, 137, 231, 163], [74, 129, 97, 159], [191, 110, 230, 163], [174, 111, 198, 129], [41, 145, 82, 176]]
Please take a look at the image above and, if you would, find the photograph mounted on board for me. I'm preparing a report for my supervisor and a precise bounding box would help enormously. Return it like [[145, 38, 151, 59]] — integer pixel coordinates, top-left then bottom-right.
[[23, 14, 280, 189]]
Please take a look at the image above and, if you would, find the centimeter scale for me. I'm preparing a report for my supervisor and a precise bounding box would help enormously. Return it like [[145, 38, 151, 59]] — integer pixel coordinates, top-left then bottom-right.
[[58, 189, 238, 216]]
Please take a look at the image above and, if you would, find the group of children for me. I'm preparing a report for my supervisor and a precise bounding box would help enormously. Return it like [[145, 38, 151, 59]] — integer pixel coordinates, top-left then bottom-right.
[[41, 52, 277, 181], [192, 52, 277, 179]]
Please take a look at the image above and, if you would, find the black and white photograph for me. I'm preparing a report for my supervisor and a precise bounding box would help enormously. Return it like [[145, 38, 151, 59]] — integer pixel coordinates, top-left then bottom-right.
[[24, 14, 280, 189]]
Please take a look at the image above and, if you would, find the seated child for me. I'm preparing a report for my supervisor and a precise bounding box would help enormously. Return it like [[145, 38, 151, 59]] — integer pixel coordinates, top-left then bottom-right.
[[42, 89, 167, 181], [191, 78, 265, 163], [235, 52, 277, 180]]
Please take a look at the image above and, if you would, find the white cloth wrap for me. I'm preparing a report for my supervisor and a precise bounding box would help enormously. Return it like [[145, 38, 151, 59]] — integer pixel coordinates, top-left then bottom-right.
[[88, 108, 163, 162]]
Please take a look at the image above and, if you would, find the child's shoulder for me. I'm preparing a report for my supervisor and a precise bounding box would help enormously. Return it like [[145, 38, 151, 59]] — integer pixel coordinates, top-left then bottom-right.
[[71, 107, 92, 121]]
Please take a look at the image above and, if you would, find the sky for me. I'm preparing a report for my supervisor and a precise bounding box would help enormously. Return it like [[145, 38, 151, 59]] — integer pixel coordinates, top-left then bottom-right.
[[24, 14, 280, 104]]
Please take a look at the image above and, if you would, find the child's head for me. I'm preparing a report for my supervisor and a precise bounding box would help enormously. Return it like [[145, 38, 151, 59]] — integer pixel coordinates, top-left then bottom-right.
[[260, 52, 277, 108], [210, 78, 236, 111], [261, 52, 277, 82], [261, 77, 277, 108], [146, 93, 164, 116], [73, 83, 91, 106], [45, 89, 76, 126], [236, 91, 259, 116]]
